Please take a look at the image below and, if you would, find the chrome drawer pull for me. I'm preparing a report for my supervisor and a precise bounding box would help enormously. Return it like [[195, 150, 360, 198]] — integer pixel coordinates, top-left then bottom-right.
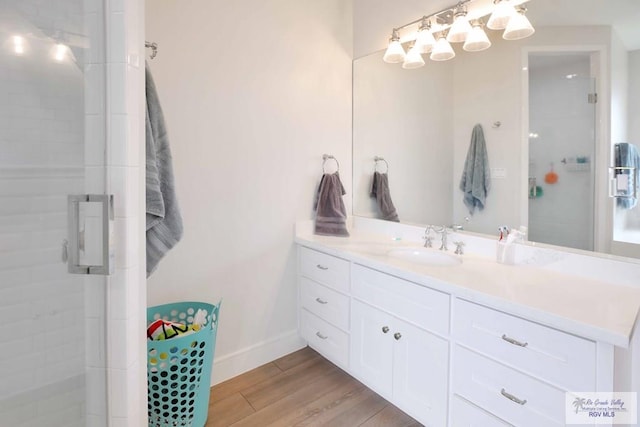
[[315, 297, 328, 305], [316, 264, 329, 270], [501, 388, 527, 405], [501, 334, 528, 347], [315, 332, 328, 340], [382, 326, 390, 334], [394, 332, 402, 341]]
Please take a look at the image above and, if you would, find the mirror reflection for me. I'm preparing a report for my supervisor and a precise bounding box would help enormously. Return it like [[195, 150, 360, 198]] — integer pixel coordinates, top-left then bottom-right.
[[352, 0, 640, 257]]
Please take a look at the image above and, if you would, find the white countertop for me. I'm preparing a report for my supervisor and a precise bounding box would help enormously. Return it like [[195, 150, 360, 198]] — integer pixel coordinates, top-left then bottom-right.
[[295, 223, 640, 348]]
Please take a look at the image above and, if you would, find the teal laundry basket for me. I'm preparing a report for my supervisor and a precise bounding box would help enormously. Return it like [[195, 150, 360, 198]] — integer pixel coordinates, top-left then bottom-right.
[[147, 301, 221, 427]]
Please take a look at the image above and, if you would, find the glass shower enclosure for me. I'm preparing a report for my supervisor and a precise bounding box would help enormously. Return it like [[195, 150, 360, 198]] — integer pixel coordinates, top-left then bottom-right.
[[0, 1, 109, 425]]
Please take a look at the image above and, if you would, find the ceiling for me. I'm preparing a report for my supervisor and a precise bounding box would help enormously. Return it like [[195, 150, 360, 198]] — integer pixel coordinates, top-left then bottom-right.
[[528, 0, 640, 50]]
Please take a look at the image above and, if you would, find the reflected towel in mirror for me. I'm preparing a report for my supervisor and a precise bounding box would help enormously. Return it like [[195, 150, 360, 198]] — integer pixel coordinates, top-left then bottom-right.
[[459, 124, 491, 214], [370, 172, 399, 222], [614, 142, 640, 209]]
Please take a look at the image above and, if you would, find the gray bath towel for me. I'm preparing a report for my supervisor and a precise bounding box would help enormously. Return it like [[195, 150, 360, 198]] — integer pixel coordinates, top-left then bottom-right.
[[314, 172, 350, 237], [459, 124, 491, 214], [370, 172, 399, 222], [614, 142, 640, 209], [146, 62, 183, 277]]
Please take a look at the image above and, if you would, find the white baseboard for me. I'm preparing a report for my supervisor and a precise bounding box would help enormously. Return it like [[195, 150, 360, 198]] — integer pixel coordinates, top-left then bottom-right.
[[210, 329, 306, 386]]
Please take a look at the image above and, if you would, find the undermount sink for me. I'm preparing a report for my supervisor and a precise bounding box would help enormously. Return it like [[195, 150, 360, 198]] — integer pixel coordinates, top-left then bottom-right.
[[387, 247, 462, 266]]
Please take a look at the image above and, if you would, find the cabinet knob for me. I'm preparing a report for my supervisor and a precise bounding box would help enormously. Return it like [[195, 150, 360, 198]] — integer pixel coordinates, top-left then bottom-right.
[[382, 326, 390, 334], [315, 331, 328, 340], [393, 332, 402, 340]]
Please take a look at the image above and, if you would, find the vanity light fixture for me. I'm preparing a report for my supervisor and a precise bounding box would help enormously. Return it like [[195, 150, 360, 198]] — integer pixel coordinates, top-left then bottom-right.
[[447, 5, 472, 43], [403, 43, 426, 69], [383, 29, 406, 63], [416, 17, 437, 54], [463, 21, 491, 52], [431, 32, 456, 61], [381, 0, 534, 69], [487, 0, 516, 30], [12, 35, 25, 55], [502, 6, 535, 40], [53, 43, 69, 62]]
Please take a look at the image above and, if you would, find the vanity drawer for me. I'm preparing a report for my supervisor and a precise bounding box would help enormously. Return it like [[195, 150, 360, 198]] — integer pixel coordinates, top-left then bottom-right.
[[453, 346, 565, 427], [299, 247, 350, 293], [351, 264, 449, 336], [451, 396, 511, 427], [453, 299, 596, 391], [300, 277, 349, 331], [300, 309, 349, 368]]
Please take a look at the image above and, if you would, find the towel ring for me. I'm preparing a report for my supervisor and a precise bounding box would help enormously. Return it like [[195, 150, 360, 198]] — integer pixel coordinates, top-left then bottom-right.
[[374, 156, 389, 173], [322, 154, 340, 173]]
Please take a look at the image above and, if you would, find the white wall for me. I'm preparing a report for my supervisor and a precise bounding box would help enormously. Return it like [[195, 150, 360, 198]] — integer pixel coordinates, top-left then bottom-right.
[[353, 51, 453, 225], [145, 0, 353, 383]]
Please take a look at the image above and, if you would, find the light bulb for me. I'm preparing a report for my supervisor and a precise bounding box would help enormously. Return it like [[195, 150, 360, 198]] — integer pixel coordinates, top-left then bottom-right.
[[447, 10, 472, 43], [487, 0, 516, 30], [463, 23, 491, 52], [430, 33, 455, 61], [503, 7, 535, 40], [53, 43, 68, 62], [402, 44, 425, 69], [12, 35, 25, 55], [383, 30, 406, 64], [416, 18, 436, 54]]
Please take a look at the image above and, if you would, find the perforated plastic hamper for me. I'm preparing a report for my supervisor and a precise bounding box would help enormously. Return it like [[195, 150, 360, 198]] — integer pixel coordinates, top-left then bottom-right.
[[147, 301, 221, 427]]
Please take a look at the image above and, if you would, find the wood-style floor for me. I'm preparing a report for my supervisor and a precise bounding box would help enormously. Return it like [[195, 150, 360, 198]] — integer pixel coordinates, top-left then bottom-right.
[[206, 346, 422, 427]]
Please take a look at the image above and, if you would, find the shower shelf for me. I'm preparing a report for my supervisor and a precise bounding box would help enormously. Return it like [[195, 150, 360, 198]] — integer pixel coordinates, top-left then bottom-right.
[[564, 163, 590, 172]]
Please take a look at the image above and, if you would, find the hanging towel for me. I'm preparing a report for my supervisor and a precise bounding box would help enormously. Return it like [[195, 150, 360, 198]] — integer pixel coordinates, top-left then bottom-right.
[[314, 172, 350, 237], [459, 124, 491, 214], [614, 142, 640, 209], [146, 61, 183, 277], [370, 172, 399, 222]]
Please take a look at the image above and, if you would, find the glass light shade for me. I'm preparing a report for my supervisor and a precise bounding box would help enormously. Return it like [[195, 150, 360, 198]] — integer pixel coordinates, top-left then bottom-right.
[[447, 14, 472, 43], [430, 35, 455, 61], [503, 9, 535, 40], [53, 43, 68, 61], [402, 44, 425, 69], [12, 35, 25, 55], [416, 28, 436, 54], [383, 39, 406, 63], [463, 25, 491, 52], [487, 0, 515, 30]]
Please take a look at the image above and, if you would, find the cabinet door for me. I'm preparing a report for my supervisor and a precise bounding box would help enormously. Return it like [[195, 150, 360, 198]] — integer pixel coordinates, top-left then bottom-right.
[[350, 300, 393, 398], [393, 319, 449, 427]]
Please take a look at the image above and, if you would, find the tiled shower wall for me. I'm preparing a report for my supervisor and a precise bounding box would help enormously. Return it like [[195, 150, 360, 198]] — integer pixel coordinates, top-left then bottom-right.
[[0, 0, 145, 425]]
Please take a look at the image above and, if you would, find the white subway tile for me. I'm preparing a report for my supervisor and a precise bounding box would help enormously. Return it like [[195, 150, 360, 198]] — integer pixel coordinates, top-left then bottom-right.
[[84, 64, 105, 116], [108, 64, 127, 115], [108, 13, 126, 63]]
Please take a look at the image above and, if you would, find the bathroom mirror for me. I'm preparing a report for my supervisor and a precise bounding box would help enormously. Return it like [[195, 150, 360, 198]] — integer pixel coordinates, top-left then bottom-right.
[[353, 0, 640, 257]]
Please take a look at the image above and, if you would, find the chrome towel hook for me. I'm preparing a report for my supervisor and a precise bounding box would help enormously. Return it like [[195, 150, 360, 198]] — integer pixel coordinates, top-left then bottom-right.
[[374, 156, 389, 173], [322, 154, 340, 174]]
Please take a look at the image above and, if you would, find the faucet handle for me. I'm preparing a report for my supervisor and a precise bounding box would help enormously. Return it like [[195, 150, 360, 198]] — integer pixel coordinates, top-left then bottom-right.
[[454, 241, 465, 255]]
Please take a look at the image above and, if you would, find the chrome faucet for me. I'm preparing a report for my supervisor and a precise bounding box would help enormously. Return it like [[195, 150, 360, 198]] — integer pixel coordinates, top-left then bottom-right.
[[423, 225, 434, 248], [436, 226, 448, 251]]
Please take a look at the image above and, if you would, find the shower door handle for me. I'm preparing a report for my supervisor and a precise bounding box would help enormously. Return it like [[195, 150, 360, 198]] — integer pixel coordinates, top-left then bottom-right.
[[67, 194, 115, 275]]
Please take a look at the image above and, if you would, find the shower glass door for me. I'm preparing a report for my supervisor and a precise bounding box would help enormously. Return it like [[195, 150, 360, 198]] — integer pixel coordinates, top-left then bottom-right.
[[528, 53, 596, 251], [0, 1, 108, 425]]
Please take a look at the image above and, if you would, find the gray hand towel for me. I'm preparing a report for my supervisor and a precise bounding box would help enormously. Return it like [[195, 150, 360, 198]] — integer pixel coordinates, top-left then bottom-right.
[[314, 172, 350, 237], [370, 172, 399, 222], [614, 142, 640, 209], [459, 124, 491, 214], [146, 61, 183, 277]]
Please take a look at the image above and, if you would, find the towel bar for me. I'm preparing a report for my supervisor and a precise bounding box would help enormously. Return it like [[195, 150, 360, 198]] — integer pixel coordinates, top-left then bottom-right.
[[374, 156, 389, 173], [322, 154, 340, 173]]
